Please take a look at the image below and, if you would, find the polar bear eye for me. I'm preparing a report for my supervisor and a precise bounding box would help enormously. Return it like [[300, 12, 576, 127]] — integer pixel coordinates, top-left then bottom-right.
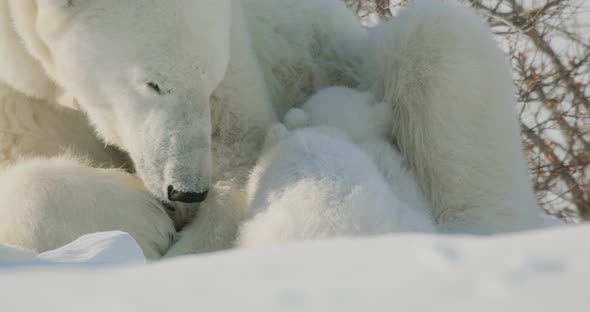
[[146, 82, 162, 95]]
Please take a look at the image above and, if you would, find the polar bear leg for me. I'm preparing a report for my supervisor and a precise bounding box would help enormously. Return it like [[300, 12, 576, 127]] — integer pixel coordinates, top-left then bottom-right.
[[368, 0, 541, 234], [0, 156, 175, 259]]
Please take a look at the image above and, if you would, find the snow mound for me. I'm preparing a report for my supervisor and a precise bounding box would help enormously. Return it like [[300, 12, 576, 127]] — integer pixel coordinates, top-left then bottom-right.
[[1, 225, 588, 311], [0, 231, 145, 267]]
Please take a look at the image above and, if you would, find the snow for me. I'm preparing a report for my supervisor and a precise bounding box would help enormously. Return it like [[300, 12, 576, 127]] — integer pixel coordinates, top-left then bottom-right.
[[0, 231, 145, 267], [37, 231, 146, 265], [1, 225, 588, 311]]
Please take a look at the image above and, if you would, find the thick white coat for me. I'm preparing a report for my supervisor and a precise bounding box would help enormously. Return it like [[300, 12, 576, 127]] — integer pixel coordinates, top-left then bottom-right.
[[0, 156, 175, 259], [365, 0, 541, 233], [238, 125, 430, 247], [284, 86, 434, 230], [0, 0, 541, 256]]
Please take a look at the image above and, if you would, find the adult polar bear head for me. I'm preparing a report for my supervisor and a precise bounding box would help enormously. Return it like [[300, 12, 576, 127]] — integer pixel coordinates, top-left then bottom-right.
[[7, 0, 232, 202]]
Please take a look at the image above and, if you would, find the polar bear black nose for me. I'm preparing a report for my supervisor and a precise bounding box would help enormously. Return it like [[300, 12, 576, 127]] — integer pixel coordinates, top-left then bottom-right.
[[167, 185, 209, 203]]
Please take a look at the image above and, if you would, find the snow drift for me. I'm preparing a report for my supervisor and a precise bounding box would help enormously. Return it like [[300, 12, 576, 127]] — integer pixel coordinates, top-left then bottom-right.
[[0, 223, 587, 311]]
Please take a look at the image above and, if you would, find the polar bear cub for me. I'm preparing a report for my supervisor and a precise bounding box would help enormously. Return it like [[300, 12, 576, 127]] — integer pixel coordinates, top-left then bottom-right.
[[237, 123, 430, 248], [0, 156, 176, 260], [285, 86, 435, 229]]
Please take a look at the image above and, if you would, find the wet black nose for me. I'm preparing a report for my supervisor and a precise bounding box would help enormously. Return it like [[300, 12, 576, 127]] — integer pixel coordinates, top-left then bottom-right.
[[167, 185, 209, 203]]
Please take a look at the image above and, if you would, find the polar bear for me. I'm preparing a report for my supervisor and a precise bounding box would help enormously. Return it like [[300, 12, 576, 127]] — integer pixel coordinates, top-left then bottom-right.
[[0, 0, 541, 257], [0, 156, 175, 260], [0, 0, 365, 202], [284, 87, 392, 142], [237, 123, 432, 247], [284, 86, 434, 229], [364, 0, 542, 234]]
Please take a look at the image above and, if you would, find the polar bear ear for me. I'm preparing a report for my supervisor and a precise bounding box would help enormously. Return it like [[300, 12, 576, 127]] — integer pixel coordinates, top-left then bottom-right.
[[284, 108, 310, 130]]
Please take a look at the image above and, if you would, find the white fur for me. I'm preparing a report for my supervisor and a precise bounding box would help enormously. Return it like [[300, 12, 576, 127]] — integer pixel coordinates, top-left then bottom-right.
[[244, 0, 368, 115], [237, 124, 429, 247], [0, 82, 129, 169], [0, 156, 175, 259], [365, 0, 542, 233], [1, 0, 237, 199], [285, 86, 434, 230], [0, 0, 541, 257], [285, 86, 391, 141], [0, 0, 363, 202], [0, 0, 275, 245]]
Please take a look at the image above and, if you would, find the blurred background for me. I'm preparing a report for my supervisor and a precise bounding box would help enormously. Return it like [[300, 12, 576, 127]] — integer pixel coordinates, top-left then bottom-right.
[[344, 0, 590, 223]]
